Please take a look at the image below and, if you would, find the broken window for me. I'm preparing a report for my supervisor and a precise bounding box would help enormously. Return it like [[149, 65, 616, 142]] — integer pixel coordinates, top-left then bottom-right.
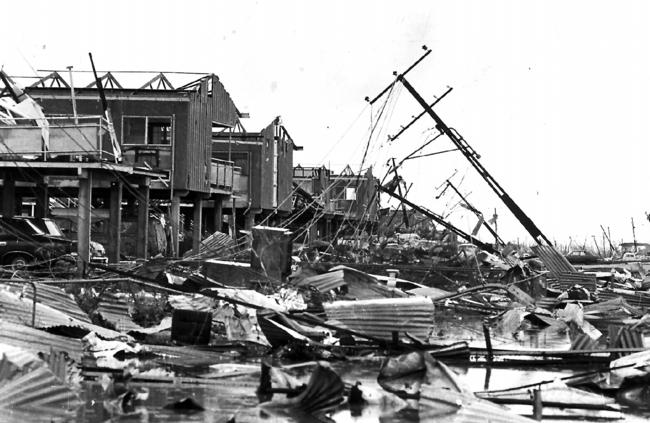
[[345, 187, 357, 200], [147, 117, 172, 144], [122, 116, 172, 145]]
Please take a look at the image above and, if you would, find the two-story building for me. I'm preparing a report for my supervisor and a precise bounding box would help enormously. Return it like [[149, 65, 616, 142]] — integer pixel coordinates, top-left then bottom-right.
[[3, 70, 244, 261], [290, 164, 379, 243], [212, 116, 301, 233]]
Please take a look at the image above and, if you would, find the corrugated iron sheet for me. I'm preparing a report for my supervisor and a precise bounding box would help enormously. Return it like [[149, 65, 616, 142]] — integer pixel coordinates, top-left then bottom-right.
[[585, 297, 643, 317], [96, 292, 144, 333], [295, 267, 407, 299], [294, 270, 347, 292], [0, 345, 81, 417], [168, 294, 217, 312], [7, 282, 90, 323], [0, 320, 83, 361], [550, 272, 598, 292], [184, 230, 235, 259], [611, 326, 644, 357], [323, 297, 435, 341], [570, 333, 599, 351], [599, 289, 650, 311], [531, 245, 576, 276], [0, 289, 127, 340], [419, 385, 535, 423]]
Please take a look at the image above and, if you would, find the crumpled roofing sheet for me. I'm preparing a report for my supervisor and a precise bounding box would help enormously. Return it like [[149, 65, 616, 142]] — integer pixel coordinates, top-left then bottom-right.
[[7, 282, 91, 324], [420, 384, 535, 423], [0, 344, 81, 418], [168, 294, 217, 312], [531, 245, 576, 276], [0, 320, 83, 361], [293, 270, 346, 292], [96, 292, 145, 333], [323, 297, 435, 341], [0, 289, 128, 340]]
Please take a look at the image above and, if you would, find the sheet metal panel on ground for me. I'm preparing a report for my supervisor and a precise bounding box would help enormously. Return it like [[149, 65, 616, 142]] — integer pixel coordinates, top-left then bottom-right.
[[323, 296, 435, 341]]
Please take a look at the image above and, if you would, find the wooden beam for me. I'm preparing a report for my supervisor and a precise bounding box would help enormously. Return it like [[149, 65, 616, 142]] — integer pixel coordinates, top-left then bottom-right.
[[230, 197, 237, 240], [245, 212, 255, 230], [213, 194, 223, 233], [136, 182, 150, 259], [192, 196, 203, 253], [34, 183, 49, 218], [107, 180, 122, 263], [170, 195, 181, 257], [77, 171, 93, 275], [2, 172, 16, 217]]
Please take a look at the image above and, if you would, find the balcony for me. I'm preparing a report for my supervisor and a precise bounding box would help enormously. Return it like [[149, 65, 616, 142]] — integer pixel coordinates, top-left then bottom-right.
[[330, 199, 356, 215], [293, 166, 328, 179], [0, 116, 116, 161], [210, 159, 236, 192]]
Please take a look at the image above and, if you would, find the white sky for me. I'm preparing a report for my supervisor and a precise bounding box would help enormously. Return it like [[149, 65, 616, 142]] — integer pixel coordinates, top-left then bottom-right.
[[2, 0, 650, 247]]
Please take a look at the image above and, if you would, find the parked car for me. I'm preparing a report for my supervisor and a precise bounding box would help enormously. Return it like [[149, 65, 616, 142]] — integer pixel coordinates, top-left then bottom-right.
[[565, 249, 600, 265], [27, 217, 107, 264], [0, 216, 106, 269], [0, 216, 73, 269]]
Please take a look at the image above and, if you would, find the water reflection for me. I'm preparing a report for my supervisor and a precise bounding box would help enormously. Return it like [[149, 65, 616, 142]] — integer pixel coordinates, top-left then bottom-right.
[[78, 361, 594, 422]]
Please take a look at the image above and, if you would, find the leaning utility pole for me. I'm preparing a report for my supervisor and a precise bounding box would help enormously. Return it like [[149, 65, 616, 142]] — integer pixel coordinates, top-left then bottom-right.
[[443, 179, 504, 247], [369, 47, 552, 246], [600, 225, 615, 256], [377, 183, 496, 254], [397, 75, 552, 246]]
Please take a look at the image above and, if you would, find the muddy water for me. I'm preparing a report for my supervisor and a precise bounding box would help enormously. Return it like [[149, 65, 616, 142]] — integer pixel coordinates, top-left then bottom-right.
[[75, 308, 649, 422], [78, 360, 638, 422]]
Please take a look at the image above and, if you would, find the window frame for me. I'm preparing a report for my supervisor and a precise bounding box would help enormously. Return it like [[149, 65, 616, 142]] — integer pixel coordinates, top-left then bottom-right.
[[121, 115, 174, 146]]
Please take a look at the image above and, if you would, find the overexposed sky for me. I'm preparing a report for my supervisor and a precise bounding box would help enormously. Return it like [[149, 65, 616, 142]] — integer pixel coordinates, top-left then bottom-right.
[[2, 0, 650, 246]]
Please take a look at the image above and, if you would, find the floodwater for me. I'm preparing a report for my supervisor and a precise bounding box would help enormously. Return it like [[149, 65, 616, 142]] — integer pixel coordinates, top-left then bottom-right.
[[75, 359, 650, 422], [67, 305, 649, 422]]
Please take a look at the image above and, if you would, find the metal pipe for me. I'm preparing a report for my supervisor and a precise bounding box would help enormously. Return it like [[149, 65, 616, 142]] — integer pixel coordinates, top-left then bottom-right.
[[67, 66, 78, 124], [29, 281, 36, 327]]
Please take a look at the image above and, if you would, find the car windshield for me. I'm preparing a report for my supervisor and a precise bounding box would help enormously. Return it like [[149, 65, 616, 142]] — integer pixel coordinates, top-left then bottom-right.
[[43, 220, 64, 236], [24, 220, 45, 235]]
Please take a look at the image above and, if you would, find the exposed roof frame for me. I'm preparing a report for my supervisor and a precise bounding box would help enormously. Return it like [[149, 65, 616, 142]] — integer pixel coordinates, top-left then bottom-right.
[[29, 72, 70, 88], [139, 73, 174, 90], [86, 72, 123, 89]]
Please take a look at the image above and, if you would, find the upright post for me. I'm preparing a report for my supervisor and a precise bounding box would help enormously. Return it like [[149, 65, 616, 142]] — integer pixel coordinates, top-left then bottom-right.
[[213, 194, 223, 233], [107, 180, 122, 263], [2, 171, 16, 217], [231, 197, 237, 240], [245, 212, 255, 230], [34, 182, 49, 218], [532, 388, 543, 420], [67, 66, 78, 124], [136, 181, 150, 259], [192, 195, 203, 253], [77, 170, 93, 275], [170, 194, 181, 257]]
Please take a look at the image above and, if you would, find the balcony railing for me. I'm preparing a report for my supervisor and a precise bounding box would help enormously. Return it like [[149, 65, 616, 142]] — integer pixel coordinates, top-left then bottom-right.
[[210, 159, 236, 190], [330, 199, 356, 214], [0, 115, 115, 161], [293, 166, 328, 179]]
